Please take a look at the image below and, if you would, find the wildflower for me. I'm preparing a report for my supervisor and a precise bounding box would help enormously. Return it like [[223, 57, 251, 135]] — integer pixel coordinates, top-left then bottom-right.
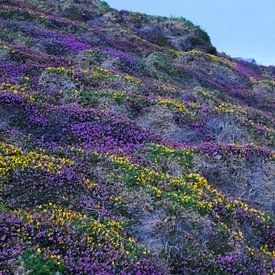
[[114, 196, 121, 202]]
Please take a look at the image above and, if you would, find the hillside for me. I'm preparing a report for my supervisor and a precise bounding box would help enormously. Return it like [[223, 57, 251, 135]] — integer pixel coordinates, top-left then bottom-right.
[[0, 0, 274, 274]]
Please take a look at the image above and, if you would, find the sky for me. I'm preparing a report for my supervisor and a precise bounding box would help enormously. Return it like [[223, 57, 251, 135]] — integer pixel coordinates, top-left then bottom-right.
[[106, 0, 275, 66]]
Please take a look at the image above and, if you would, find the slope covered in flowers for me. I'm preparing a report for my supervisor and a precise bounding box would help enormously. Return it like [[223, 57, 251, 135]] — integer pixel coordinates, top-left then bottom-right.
[[0, 0, 274, 274]]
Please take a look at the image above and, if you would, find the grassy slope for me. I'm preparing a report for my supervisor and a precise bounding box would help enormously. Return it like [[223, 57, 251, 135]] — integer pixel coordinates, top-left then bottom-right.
[[0, 1, 274, 274]]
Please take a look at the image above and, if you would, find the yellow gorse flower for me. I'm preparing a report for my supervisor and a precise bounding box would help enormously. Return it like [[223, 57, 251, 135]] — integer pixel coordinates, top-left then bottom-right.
[[0, 83, 35, 102], [0, 142, 74, 176], [45, 67, 66, 73], [82, 67, 140, 85], [158, 98, 188, 113], [111, 148, 267, 223]]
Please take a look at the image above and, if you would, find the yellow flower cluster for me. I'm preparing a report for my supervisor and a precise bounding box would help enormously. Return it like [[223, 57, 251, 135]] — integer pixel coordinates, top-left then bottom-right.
[[82, 178, 98, 189], [245, 244, 273, 258], [124, 73, 139, 84], [233, 199, 266, 221], [0, 43, 10, 50], [16, 202, 85, 228], [113, 196, 122, 202], [0, 142, 23, 155], [91, 68, 110, 79], [83, 68, 140, 85], [233, 230, 244, 240], [45, 66, 78, 80], [259, 244, 272, 256], [188, 50, 234, 69], [16, 202, 139, 251], [0, 142, 73, 175], [169, 173, 218, 210], [89, 219, 124, 249], [161, 84, 177, 93], [111, 154, 131, 165], [67, 145, 85, 154], [112, 152, 267, 223], [45, 67, 66, 73], [82, 69, 89, 75], [187, 102, 200, 110], [213, 102, 247, 114], [150, 143, 194, 155], [189, 49, 218, 62], [145, 184, 162, 198], [168, 49, 183, 58], [113, 91, 126, 97], [0, 82, 35, 102], [158, 98, 188, 113]]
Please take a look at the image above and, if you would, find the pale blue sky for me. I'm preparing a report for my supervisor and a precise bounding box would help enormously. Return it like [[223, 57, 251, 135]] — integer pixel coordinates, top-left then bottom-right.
[[106, 0, 275, 66]]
